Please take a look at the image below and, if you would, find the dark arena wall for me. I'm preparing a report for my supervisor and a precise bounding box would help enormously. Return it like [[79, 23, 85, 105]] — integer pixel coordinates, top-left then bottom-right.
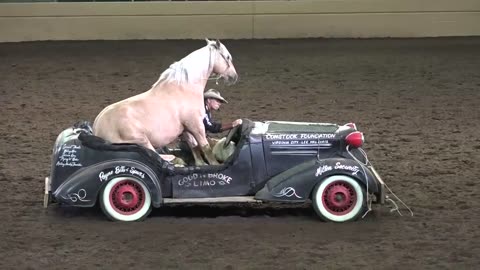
[[1, 0, 479, 42]]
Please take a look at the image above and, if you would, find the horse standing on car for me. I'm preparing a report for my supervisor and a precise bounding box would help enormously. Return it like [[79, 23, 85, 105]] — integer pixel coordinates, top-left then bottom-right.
[[92, 39, 238, 165]]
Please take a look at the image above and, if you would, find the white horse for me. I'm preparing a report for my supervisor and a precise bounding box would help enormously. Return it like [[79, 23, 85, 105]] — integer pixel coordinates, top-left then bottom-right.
[[92, 39, 238, 165]]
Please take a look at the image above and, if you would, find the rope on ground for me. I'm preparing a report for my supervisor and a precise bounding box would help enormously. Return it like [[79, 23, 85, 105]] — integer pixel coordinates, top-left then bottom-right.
[[384, 182, 414, 217], [346, 145, 372, 219], [347, 144, 414, 218]]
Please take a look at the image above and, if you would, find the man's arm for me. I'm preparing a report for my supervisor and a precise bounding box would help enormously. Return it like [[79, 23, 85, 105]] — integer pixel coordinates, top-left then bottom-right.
[[219, 119, 243, 132], [203, 115, 223, 133]]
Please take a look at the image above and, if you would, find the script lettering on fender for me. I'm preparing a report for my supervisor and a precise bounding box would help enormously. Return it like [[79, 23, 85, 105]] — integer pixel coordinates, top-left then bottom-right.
[[334, 162, 360, 175], [177, 173, 233, 188], [56, 145, 82, 167], [315, 164, 333, 177], [98, 170, 114, 182], [61, 188, 90, 202], [98, 166, 146, 182], [273, 187, 302, 199], [316, 162, 361, 177]]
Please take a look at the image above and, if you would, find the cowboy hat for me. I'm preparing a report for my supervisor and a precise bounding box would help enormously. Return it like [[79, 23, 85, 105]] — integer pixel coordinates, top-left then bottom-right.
[[204, 89, 228, 103]]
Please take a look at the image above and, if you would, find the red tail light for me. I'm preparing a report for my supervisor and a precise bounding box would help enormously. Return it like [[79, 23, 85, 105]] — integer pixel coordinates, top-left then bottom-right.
[[344, 122, 357, 130], [345, 131, 364, 148]]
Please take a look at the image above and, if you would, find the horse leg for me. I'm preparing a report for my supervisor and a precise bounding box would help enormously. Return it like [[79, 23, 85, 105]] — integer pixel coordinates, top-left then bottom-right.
[[199, 144, 219, 166], [208, 137, 219, 148], [118, 127, 181, 163], [140, 138, 185, 165], [181, 132, 207, 166], [188, 125, 220, 166]]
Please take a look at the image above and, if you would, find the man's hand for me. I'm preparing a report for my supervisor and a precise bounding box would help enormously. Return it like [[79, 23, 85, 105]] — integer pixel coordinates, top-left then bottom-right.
[[221, 119, 243, 132], [232, 119, 243, 127]]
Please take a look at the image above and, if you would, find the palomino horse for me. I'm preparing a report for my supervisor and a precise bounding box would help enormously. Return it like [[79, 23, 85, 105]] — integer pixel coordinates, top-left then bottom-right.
[[92, 39, 238, 165]]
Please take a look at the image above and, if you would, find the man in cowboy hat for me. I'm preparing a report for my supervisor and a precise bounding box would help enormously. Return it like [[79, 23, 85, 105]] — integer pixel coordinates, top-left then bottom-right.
[[172, 89, 242, 166], [203, 89, 242, 133]]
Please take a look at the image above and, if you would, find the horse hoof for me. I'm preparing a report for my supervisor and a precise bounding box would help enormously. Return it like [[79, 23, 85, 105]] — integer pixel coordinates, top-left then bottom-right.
[[208, 160, 220, 166], [172, 157, 186, 166], [195, 160, 208, 166]]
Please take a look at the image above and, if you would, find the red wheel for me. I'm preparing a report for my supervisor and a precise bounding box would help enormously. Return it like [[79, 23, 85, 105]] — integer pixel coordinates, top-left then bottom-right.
[[322, 181, 357, 216], [312, 175, 366, 222], [100, 177, 151, 222]]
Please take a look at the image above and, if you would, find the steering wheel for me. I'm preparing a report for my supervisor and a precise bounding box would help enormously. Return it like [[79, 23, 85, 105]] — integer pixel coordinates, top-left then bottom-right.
[[223, 124, 241, 148]]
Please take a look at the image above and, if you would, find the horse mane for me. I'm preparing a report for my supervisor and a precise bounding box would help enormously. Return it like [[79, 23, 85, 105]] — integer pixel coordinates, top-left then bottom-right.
[[152, 61, 189, 87], [152, 45, 212, 88]]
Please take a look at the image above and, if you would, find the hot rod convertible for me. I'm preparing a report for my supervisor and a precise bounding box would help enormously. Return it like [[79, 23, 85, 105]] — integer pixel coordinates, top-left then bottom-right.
[[44, 119, 389, 222]]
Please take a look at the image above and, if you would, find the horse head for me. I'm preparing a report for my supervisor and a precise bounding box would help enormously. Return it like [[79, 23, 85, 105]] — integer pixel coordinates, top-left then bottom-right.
[[206, 38, 238, 85]]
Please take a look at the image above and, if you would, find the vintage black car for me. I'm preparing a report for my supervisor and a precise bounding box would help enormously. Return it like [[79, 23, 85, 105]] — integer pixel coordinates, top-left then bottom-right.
[[44, 119, 387, 222]]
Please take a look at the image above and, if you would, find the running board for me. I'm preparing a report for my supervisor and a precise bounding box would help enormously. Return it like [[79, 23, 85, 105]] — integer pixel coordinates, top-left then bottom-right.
[[163, 196, 262, 204]]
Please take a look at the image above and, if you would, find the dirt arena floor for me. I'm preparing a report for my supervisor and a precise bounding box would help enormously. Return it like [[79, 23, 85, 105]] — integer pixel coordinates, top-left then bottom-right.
[[0, 37, 479, 269]]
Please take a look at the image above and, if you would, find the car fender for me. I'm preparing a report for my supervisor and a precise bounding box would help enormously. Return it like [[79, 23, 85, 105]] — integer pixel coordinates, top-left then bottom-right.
[[52, 159, 163, 208], [255, 158, 379, 202]]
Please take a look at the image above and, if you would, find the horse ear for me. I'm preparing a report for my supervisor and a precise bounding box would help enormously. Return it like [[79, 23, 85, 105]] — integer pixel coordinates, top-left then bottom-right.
[[215, 39, 221, 48], [205, 38, 211, 44]]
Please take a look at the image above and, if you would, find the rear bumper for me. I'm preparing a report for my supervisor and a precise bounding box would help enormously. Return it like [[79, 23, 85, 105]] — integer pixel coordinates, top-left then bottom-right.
[[43, 176, 51, 208], [368, 165, 386, 204]]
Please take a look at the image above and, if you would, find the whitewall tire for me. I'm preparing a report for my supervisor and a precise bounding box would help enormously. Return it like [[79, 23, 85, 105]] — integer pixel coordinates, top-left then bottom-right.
[[100, 176, 152, 222], [312, 175, 366, 222]]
